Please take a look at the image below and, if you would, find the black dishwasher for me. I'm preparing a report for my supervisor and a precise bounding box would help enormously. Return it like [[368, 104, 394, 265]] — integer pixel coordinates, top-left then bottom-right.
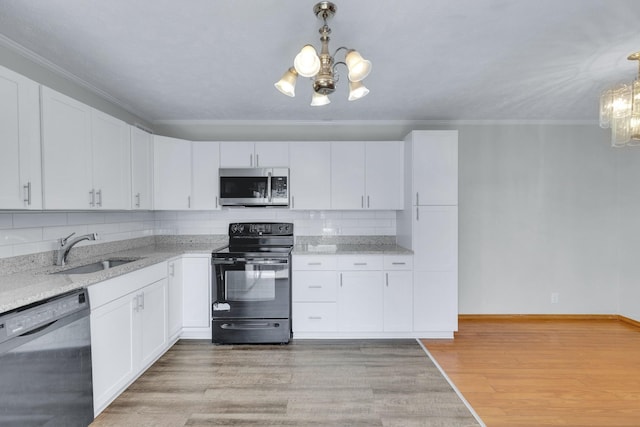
[[0, 288, 94, 426]]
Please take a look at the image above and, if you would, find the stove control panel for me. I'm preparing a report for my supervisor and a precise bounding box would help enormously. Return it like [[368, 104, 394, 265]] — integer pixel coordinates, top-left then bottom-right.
[[229, 222, 293, 236]]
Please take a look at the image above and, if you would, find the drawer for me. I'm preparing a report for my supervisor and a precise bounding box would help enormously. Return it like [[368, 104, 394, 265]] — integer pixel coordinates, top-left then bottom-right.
[[337, 255, 383, 270], [293, 255, 337, 270], [383, 255, 414, 270], [292, 271, 337, 302], [292, 302, 337, 332]]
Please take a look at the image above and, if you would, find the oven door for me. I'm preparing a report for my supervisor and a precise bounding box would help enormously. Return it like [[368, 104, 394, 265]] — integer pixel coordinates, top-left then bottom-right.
[[212, 256, 290, 319]]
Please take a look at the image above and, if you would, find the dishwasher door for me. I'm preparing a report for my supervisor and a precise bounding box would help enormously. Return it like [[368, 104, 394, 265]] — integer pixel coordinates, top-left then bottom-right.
[[0, 289, 94, 427]]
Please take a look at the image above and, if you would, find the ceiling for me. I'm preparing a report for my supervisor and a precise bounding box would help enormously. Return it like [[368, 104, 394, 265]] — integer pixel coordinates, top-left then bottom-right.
[[1, 0, 639, 124]]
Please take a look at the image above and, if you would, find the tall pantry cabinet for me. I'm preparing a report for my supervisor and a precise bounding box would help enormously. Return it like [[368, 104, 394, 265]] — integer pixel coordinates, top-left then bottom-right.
[[397, 130, 458, 337]]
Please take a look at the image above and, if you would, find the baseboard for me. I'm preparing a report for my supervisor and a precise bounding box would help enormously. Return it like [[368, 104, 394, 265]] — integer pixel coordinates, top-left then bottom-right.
[[459, 314, 640, 328]]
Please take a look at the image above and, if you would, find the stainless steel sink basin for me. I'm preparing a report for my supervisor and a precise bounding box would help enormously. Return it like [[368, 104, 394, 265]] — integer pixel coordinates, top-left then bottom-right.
[[53, 258, 138, 275]]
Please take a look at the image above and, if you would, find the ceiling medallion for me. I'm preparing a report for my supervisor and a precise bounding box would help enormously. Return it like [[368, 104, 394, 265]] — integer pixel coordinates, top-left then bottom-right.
[[274, 2, 372, 106]]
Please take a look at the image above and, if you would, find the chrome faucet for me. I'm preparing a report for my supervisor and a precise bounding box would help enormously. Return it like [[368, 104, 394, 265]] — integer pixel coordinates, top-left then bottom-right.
[[55, 232, 99, 266]]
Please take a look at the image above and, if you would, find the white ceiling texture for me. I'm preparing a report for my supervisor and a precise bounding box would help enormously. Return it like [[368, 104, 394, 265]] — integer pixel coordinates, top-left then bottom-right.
[[1, 0, 639, 124]]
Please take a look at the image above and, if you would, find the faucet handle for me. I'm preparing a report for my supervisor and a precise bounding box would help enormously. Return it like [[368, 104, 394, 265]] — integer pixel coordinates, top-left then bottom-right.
[[60, 232, 76, 245]]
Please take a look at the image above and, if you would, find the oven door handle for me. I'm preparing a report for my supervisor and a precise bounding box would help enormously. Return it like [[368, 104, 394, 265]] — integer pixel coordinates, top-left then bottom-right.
[[212, 258, 241, 265], [245, 258, 289, 265]]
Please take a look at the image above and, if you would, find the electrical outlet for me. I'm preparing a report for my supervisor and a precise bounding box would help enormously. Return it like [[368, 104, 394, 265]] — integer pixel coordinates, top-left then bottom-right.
[[551, 292, 559, 304]]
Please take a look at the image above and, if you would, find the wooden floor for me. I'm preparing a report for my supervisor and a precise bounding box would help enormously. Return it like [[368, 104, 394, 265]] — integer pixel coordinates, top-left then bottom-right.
[[91, 339, 480, 427], [423, 317, 640, 427]]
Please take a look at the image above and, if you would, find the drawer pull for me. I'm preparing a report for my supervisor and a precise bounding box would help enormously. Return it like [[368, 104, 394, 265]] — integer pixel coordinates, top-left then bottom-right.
[[353, 262, 367, 266], [308, 285, 322, 289], [308, 316, 323, 320], [307, 262, 322, 266], [391, 262, 406, 265]]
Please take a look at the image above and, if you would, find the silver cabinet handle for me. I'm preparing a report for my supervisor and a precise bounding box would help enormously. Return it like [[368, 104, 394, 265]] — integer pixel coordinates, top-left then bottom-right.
[[308, 285, 322, 289], [361, 195, 364, 208], [250, 153, 253, 167], [367, 195, 370, 208], [308, 262, 322, 266], [170, 263, 175, 277], [140, 292, 145, 310], [135, 192, 141, 208], [416, 192, 419, 205], [308, 316, 322, 320], [386, 273, 389, 287], [291, 195, 294, 209], [89, 189, 95, 207], [23, 182, 31, 206], [391, 262, 406, 265], [256, 153, 259, 167], [215, 196, 218, 208], [188, 195, 191, 208], [340, 273, 343, 287], [354, 262, 367, 266], [96, 189, 102, 207]]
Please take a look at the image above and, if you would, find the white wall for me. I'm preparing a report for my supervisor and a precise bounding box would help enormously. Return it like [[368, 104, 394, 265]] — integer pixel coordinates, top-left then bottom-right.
[[458, 124, 620, 314]]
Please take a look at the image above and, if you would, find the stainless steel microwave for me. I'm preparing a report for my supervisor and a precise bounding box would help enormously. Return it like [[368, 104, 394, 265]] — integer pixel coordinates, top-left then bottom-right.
[[219, 168, 289, 207]]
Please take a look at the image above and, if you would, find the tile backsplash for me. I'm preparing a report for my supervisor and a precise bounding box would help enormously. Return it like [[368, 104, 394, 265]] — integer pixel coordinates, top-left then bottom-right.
[[0, 209, 396, 259]]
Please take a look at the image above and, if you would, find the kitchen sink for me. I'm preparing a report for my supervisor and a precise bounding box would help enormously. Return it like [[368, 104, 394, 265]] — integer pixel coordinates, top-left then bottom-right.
[[53, 258, 138, 275]]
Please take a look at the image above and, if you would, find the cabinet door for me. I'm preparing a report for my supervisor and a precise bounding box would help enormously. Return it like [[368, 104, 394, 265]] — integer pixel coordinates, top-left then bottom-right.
[[331, 142, 365, 209], [412, 130, 458, 206], [0, 66, 41, 209], [338, 271, 384, 332], [41, 87, 92, 209], [414, 206, 458, 272], [289, 142, 331, 210], [167, 259, 183, 340], [181, 256, 211, 329], [254, 142, 289, 167], [91, 294, 136, 414], [130, 127, 153, 210], [384, 271, 413, 332], [91, 109, 131, 209], [192, 141, 220, 210], [413, 271, 458, 332], [219, 142, 254, 167], [138, 279, 168, 369], [153, 135, 192, 209], [365, 142, 403, 210]]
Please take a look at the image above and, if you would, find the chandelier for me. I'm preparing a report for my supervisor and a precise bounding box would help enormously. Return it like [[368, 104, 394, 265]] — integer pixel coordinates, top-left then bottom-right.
[[274, 1, 372, 106], [599, 51, 640, 147]]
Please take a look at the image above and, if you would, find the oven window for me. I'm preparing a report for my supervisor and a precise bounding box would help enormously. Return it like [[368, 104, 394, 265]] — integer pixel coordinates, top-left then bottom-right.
[[226, 268, 276, 301], [220, 177, 267, 199]]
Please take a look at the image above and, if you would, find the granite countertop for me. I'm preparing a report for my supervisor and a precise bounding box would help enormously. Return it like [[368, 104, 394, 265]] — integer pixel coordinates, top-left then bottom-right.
[[292, 243, 413, 255], [0, 241, 226, 314]]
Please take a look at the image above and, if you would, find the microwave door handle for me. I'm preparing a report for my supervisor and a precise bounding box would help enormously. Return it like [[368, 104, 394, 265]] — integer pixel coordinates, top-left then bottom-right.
[[267, 171, 272, 203]]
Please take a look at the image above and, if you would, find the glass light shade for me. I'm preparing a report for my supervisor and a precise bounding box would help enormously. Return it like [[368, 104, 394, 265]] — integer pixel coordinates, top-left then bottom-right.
[[612, 116, 631, 147], [348, 80, 369, 101], [294, 45, 321, 78], [345, 50, 372, 82], [310, 91, 330, 106], [274, 67, 298, 97], [612, 83, 632, 119], [599, 89, 613, 128]]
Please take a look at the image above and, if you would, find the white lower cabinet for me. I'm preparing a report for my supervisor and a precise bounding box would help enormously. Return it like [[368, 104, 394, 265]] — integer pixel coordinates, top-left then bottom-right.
[[292, 254, 414, 338], [180, 255, 212, 339], [167, 257, 184, 341], [89, 263, 168, 416]]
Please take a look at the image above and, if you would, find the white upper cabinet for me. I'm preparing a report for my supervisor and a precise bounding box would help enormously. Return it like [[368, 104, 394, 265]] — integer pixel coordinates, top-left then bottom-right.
[[365, 141, 403, 210], [331, 141, 403, 210], [331, 142, 366, 209], [410, 130, 458, 206], [219, 142, 289, 168], [289, 142, 331, 210], [41, 87, 131, 210], [0, 65, 42, 209], [41, 87, 93, 209], [130, 127, 153, 210], [90, 110, 131, 210], [191, 141, 220, 210], [153, 135, 192, 210]]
